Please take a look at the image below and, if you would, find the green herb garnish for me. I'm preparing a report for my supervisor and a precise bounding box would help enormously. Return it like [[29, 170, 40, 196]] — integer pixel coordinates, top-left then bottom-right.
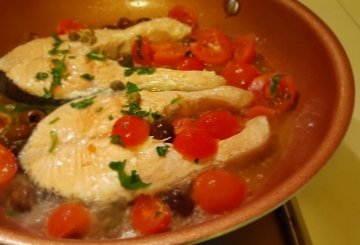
[[156, 145, 170, 157], [121, 103, 149, 117], [49, 130, 58, 153], [125, 82, 140, 94], [35, 72, 49, 80], [270, 74, 282, 95], [109, 160, 151, 190], [86, 50, 107, 61], [49, 117, 60, 124], [170, 96, 182, 105], [51, 56, 67, 88], [124, 66, 156, 77], [110, 135, 123, 146], [81, 73, 95, 81], [42, 87, 52, 99], [70, 96, 96, 110], [48, 33, 69, 55]]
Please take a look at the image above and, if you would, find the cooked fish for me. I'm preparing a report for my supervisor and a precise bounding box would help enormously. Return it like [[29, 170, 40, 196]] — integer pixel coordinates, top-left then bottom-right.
[[0, 17, 225, 103], [19, 86, 269, 204]]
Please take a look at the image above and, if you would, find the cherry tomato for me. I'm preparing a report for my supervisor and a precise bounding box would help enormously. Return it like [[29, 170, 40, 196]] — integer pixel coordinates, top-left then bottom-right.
[[0, 143, 18, 188], [233, 34, 257, 64], [247, 73, 297, 113], [176, 57, 205, 71], [168, 5, 197, 29], [173, 127, 218, 160], [190, 28, 232, 65], [172, 117, 193, 134], [131, 36, 153, 66], [56, 19, 86, 35], [112, 115, 150, 147], [151, 42, 189, 67], [192, 169, 247, 214], [46, 202, 92, 238], [222, 61, 261, 89], [194, 110, 242, 140], [130, 194, 171, 235]]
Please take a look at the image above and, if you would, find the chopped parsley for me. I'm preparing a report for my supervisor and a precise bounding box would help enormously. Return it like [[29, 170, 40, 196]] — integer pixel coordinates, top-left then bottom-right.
[[50, 55, 67, 90], [121, 103, 149, 117], [124, 66, 156, 77], [70, 96, 96, 109], [42, 87, 52, 99], [48, 33, 69, 56], [110, 135, 123, 146], [86, 50, 107, 61], [109, 160, 151, 190], [125, 82, 140, 94], [35, 72, 49, 80], [48, 130, 58, 153], [170, 96, 182, 105], [156, 145, 170, 157], [49, 117, 60, 124], [80, 73, 95, 81], [270, 74, 282, 95]]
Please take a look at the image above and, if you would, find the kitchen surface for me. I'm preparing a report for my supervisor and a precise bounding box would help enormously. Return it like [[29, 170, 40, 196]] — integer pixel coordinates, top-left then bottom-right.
[[203, 0, 360, 244]]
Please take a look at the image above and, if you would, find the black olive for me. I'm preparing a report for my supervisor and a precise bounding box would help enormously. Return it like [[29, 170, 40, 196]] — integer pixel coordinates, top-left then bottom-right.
[[19, 109, 46, 128], [117, 17, 134, 29], [9, 185, 37, 212], [163, 188, 195, 217], [150, 118, 175, 142], [117, 55, 134, 68]]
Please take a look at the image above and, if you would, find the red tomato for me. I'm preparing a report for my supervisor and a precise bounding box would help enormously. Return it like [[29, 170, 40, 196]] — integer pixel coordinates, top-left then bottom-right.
[[247, 73, 297, 113], [192, 169, 247, 214], [56, 19, 86, 35], [176, 57, 205, 71], [172, 117, 193, 134], [233, 34, 257, 64], [131, 36, 153, 66], [194, 110, 242, 140], [222, 61, 261, 89], [130, 194, 171, 235], [0, 143, 18, 188], [46, 202, 91, 238], [190, 28, 233, 65], [151, 42, 189, 67], [168, 5, 197, 29], [173, 127, 218, 160], [112, 115, 150, 147]]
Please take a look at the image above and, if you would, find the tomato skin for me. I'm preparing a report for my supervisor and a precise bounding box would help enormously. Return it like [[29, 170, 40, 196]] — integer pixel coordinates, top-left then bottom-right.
[[247, 74, 297, 113], [131, 36, 153, 66], [151, 42, 189, 67], [46, 202, 91, 238], [112, 115, 150, 147], [56, 19, 86, 35], [233, 34, 257, 64], [190, 28, 233, 65], [192, 169, 247, 214], [244, 105, 276, 120], [176, 57, 205, 71], [194, 110, 242, 140], [130, 194, 171, 235], [168, 5, 197, 29], [222, 61, 261, 89], [0, 143, 18, 188], [173, 127, 218, 160]]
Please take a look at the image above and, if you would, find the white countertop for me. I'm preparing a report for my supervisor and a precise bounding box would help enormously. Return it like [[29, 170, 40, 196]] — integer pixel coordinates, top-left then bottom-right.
[[296, 0, 360, 244]]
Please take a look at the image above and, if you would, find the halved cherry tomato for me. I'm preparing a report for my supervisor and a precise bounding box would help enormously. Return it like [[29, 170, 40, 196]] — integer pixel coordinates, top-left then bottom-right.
[[194, 110, 242, 140], [56, 19, 86, 35], [0, 143, 18, 188], [172, 117, 193, 134], [173, 127, 217, 160], [168, 5, 197, 29], [176, 57, 205, 71], [130, 194, 171, 235], [247, 73, 297, 113], [112, 115, 150, 147], [46, 202, 92, 238], [222, 61, 261, 89], [233, 34, 257, 64], [190, 28, 232, 65], [151, 42, 189, 67], [192, 169, 247, 214], [131, 36, 153, 66]]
